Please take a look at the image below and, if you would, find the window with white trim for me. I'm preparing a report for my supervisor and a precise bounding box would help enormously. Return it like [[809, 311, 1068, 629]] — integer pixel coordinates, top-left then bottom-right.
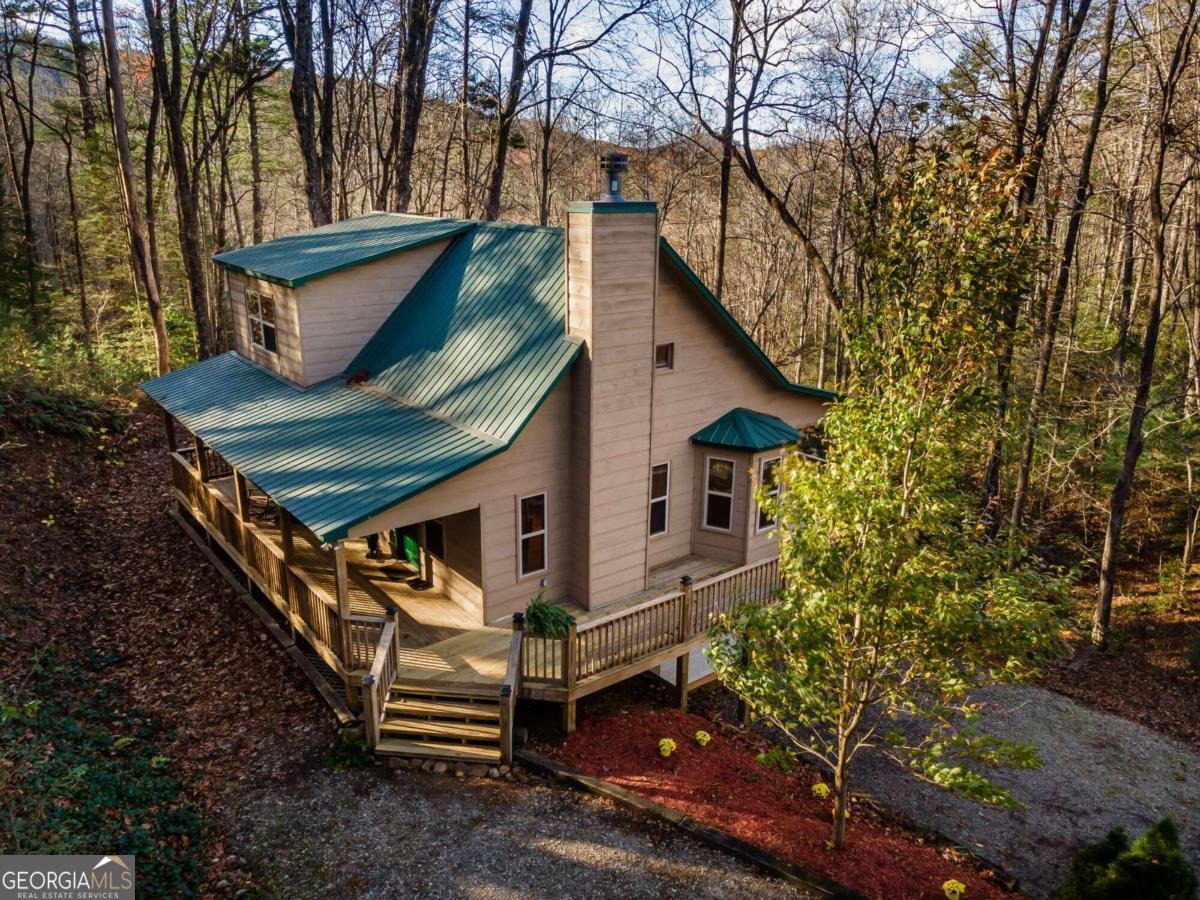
[[649, 463, 670, 536], [246, 290, 278, 353], [518, 492, 547, 576], [757, 456, 781, 531], [703, 456, 735, 531]]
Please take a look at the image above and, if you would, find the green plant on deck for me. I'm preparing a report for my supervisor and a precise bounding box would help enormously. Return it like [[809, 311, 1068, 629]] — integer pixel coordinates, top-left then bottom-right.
[[327, 727, 374, 769], [1053, 817, 1196, 900], [524, 592, 571, 639]]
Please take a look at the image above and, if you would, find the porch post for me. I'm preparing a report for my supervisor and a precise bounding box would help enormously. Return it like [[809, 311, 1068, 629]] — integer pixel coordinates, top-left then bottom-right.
[[193, 434, 211, 482], [418, 521, 432, 587], [675, 576, 693, 711], [162, 409, 177, 453], [332, 541, 355, 705], [233, 468, 251, 565], [279, 509, 296, 632], [562, 616, 577, 734]]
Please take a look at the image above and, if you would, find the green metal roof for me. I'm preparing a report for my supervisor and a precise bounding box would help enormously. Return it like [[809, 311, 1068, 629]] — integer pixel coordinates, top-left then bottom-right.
[[144, 222, 580, 541], [147, 212, 831, 540], [211, 212, 473, 288], [658, 239, 839, 402], [691, 407, 800, 452]]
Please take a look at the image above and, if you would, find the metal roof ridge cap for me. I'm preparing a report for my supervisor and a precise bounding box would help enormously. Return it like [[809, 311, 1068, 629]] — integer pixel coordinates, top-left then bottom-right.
[[350, 381, 506, 447]]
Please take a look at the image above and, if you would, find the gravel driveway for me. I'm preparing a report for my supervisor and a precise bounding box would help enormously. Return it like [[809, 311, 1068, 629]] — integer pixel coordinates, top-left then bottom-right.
[[229, 764, 818, 898], [848, 684, 1200, 899]]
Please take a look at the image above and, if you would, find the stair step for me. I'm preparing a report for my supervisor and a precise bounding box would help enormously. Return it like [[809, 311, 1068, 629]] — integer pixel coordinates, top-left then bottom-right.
[[376, 738, 502, 763], [390, 679, 499, 700], [381, 718, 501, 741], [385, 697, 500, 720]]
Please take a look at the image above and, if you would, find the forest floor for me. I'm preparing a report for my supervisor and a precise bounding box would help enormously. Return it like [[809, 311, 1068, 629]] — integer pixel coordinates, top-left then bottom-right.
[[0, 403, 813, 897]]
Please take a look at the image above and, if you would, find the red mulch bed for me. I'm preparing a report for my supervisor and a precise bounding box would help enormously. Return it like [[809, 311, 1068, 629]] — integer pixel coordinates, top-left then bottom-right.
[[557, 707, 1012, 900]]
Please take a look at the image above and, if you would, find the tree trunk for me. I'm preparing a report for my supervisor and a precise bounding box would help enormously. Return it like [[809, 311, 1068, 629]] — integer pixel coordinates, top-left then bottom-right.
[[483, 0, 533, 221], [1094, 1, 1198, 645], [143, 0, 214, 358], [100, 0, 170, 374], [1011, 0, 1117, 531]]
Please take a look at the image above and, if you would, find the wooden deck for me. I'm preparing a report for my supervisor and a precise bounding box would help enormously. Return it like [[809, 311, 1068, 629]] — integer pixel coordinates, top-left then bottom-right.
[[385, 556, 738, 690], [209, 474, 479, 650]]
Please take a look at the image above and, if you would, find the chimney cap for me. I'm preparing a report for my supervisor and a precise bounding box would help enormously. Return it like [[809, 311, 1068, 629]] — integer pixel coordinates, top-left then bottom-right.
[[598, 151, 629, 201], [599, 151, 629, 172]]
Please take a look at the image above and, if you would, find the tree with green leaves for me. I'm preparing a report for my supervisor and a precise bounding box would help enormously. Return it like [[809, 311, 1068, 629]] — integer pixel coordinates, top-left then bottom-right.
[[708, 138, 1070, 850]]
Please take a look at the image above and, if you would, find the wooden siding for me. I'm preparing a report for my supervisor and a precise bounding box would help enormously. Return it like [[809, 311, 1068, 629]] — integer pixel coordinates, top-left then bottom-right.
[[426, 508, 484, 620], [227, 272, 304, 382], [566, 208, 659, 608], [691, 449, 751, 563], [646, 261, 828, 568], [295, 237, 452, 385], [348, 381, 573, 623]]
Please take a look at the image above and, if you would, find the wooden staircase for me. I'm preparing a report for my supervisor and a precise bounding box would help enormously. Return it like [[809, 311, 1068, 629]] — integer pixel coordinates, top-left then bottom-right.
[[374, 681, 504, 764]]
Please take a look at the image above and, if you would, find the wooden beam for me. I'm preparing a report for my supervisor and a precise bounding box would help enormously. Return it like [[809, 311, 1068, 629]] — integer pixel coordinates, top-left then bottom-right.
[[233, 469, 251, 563], [280, 509, 295, 565], [675, 575, 694, 711], [162, 409, 177, 453], [332, 540, 355, 707], [193, 434, 211, 482], [562, 617, 578, 734]]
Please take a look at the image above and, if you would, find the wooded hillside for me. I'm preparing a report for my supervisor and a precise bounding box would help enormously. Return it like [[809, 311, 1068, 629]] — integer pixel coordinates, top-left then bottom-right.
[[1, 0, 1197, 638]]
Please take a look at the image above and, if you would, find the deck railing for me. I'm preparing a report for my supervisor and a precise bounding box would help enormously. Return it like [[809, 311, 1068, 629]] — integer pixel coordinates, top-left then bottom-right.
[[170, 449, 362, 682], [360, 614, 400, 748], [516, 556, 783, 697], [575, 590, 687, 680], [499, 614, 524, 764], [521, 633, 565, 684]]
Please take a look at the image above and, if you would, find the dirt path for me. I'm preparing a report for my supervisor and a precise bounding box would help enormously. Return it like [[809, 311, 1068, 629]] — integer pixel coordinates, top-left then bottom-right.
[[230, 760, 816, 898], [848, 684, 1200, 899]]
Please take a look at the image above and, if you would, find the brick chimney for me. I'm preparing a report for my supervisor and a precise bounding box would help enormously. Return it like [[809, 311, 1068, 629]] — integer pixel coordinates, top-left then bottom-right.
[[566, 152, 659, 608]]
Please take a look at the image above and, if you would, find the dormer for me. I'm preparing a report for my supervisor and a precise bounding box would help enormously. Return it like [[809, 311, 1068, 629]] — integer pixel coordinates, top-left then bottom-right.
[[214, 213, 471, 386]]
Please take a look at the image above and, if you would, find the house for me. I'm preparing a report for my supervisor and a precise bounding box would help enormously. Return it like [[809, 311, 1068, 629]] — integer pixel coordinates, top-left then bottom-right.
[[141, 153, 834, 766]]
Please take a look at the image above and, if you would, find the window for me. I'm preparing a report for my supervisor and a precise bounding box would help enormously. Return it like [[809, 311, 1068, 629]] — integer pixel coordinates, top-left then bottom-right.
[[649, 463, 670, 536], [518, 493, 547, 576], [654, 343, 674, 370], [425, 518, 445, 560], [757, 456, 781, 531], [247, 290, 277, 353], [703, 456, 735, 531]]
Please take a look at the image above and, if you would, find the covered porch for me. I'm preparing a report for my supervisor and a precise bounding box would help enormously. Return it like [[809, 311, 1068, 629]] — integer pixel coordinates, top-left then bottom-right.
[[162, 412, 782, 760]]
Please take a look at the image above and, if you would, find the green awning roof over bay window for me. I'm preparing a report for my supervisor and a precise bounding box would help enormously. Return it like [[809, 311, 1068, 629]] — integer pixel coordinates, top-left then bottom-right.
[[690, 407, 800, 452]]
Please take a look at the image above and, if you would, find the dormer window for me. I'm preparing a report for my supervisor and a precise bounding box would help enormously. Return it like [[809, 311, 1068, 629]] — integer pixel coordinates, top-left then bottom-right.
[[655, 343, 674, 370], [247, 290, 277, 354]]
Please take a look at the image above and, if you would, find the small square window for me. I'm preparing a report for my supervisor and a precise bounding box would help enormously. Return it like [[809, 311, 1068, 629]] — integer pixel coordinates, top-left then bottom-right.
[[655, 343, 674, 370]]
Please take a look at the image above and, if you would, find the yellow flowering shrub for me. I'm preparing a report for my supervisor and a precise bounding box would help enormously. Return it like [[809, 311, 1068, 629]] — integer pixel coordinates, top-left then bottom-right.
[[695, 730, 711, 747], [943, 879, 966, 900], [811, 782, 831, 800], [658, 737, 677, 758]]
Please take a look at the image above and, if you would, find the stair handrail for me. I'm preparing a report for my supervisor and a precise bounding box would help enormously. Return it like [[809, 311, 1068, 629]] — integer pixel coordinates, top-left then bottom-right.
[[360, 605, 400, 749], [499, 612, 524, 764]]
